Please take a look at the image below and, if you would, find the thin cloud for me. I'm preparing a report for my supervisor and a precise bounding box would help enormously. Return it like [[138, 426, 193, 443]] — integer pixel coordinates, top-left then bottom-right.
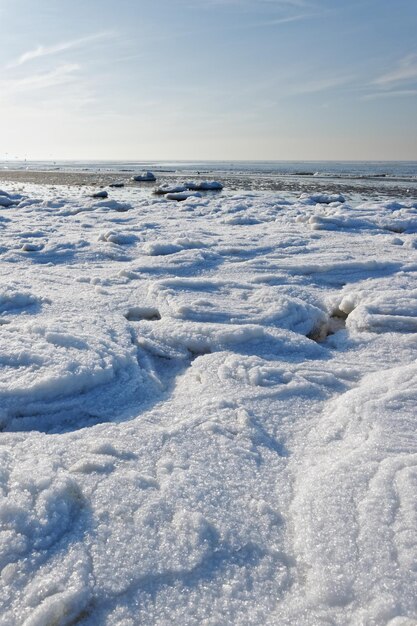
[[362, 89, 417, 101], [259, 0, 312, 6], [188, 0, 316, 10], [373, 53, 417, 86], [0, 64, 80, 96], [285, 74, 354, 96], [253, 13, 313, 27], [186, 0, 323, 30], [200, 0, 312, 6], [9, 32, 115, 68]]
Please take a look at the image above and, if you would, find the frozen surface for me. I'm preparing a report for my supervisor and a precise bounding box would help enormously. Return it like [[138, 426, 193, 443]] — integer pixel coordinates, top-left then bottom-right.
[[0, 182, 416, 625]]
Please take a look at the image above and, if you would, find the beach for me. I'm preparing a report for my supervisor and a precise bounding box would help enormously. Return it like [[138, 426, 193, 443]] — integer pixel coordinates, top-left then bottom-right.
[[0, 165, 416, 201], [0, 167, 416, 624]]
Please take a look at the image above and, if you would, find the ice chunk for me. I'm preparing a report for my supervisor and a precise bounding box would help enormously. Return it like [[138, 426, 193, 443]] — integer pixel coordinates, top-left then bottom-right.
[[0, 195, 15, 207], [91, 199, 132, 212], [132, 171, 156, 182], [97, 230, 137, 245], [186, 180, 223, 191], [165, 191, 202, 201], [154, 183, 188, 195], [90, 190, 108, 199], [300, 192, 346, 204]]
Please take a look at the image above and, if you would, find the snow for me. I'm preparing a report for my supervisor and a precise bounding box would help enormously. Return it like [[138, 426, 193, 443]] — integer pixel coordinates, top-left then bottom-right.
[[0, 182, 416, 625], [300, 192, 346, 204], [154, 183, 188, 195], [186, 180, 223, 191], [154, 182, 222, 198], [165, 191, 202, 201]]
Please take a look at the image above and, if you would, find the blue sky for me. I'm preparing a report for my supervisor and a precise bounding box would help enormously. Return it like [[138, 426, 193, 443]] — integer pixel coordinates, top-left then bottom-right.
[[0, 0, 416, 160]]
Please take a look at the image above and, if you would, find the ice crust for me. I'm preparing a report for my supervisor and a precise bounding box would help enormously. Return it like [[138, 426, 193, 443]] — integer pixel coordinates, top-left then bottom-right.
[[0, 183, 416, 625]]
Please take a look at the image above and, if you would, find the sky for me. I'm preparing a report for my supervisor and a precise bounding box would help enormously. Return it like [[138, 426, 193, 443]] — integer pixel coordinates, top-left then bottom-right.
[[0, 0, 416, 161]]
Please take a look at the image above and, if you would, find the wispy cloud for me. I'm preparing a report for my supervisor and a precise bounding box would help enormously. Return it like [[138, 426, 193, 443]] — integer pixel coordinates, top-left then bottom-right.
[[252, 13, 313, 26], [0, 64, 80, 96], [373, 53, 417, 86], [9, 32, 115, 68], [259, 0, 313, 6], [200, 0, 312, 6], [187, 0, 316, 10], [362, 89, 417, 101], [187, 0, 324, 31], [285, 74, 354, 96]]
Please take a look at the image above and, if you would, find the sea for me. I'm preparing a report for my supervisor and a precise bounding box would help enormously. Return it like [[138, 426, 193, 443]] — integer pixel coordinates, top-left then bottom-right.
[[1, 159, 416, 177]]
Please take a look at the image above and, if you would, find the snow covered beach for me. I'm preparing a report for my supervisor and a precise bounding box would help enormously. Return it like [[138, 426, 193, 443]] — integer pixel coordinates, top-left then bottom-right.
[[0, 173, 417, 625]]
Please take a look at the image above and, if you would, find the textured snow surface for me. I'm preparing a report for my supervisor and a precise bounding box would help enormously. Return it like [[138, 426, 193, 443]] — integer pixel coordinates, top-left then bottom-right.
[[0, 183, 416, 625]]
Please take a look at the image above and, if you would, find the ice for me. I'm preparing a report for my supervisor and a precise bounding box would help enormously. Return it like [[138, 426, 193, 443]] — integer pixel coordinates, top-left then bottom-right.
[[97, 230, 138, 245], [186, 180, 223, 191], [0, 288, 43, 313], [300, 192, 346, 204], [165, 191, 202, 201], [132, 171, 156, 182], [154, 183, 188, 195], [91, 190, 108, 199], [20, 242, 44, 252], [143, 237, 206, 256], [0, 196, 15, 208], [124, 306, 161, 321], [0, 180, 416, 624], [291, 363, 417, 622], [109, 182, 125, 188]]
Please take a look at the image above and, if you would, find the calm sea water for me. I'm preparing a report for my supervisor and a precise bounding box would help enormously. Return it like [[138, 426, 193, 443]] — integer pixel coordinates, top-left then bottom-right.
[[1, 160, 417, 181]]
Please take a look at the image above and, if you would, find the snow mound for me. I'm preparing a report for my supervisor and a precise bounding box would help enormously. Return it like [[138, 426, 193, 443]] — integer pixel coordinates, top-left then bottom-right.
[[0, 315, 157, 430], [148, 278, 327, 337], [20, 242, 44, 252], [91, 199, 132, 212], [0, 288, 43, 314], [97, 230, 138, 245], [142, 238, 206, 256], [342, 287, 417, 334], [186, 180, 223, 191], [166, 191, 202, 201], [154, 184, 188, 195], [300, 192, 346, 204]]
